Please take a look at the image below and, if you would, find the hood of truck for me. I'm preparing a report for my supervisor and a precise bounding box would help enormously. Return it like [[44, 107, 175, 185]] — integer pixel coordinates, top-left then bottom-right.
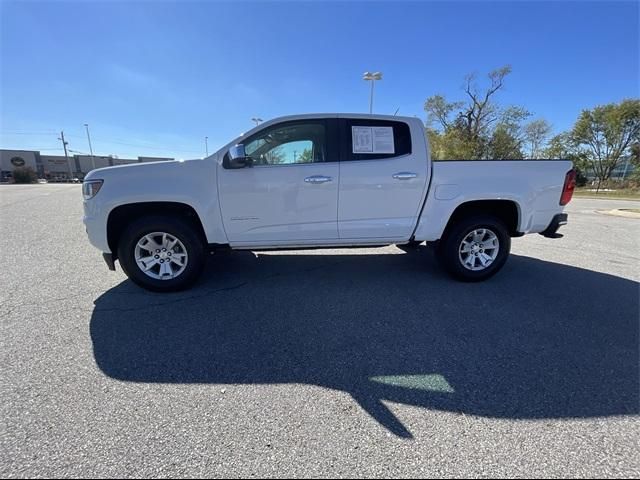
[[83, 158, 203, 182]]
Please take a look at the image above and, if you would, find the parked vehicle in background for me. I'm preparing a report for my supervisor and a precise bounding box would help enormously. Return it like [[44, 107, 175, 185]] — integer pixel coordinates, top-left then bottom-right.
[[82, 114, 575, 291]]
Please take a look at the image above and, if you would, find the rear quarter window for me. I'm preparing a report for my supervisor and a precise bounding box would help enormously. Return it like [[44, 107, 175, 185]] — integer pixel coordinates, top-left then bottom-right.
[[341, 119, 412, 161]]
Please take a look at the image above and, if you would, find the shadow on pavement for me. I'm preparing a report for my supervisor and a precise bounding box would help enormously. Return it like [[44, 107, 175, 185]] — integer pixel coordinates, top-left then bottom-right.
[[90, 248, 639, 438]]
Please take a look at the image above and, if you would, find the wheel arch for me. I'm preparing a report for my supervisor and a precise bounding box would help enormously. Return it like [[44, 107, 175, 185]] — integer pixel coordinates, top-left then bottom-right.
[[107, 202, 207, 259], [441, 199, 521, 240]]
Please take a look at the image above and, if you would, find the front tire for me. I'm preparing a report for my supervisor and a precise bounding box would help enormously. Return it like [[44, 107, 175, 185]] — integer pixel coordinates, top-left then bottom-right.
[[438, 215, 511, 282], [117, 215, 206, 292]]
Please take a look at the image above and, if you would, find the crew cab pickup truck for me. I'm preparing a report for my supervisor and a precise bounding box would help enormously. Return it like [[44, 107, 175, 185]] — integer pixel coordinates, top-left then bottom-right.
[[82, 114, 575, 292]]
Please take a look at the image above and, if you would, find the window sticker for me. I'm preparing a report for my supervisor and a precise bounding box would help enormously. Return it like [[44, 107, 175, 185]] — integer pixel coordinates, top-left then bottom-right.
[[352, 126, 373, 153], [351, 126, 395, 154]]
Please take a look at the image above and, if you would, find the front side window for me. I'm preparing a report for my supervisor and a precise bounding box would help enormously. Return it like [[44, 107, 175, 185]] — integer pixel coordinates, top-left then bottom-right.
[[241, 122, 326, 166]]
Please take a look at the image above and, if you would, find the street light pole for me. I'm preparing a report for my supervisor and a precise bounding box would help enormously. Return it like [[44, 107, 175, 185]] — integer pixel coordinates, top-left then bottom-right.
[[205, 136, 209, 157], [84, 123, 96, 170], [251, 117, 263, 126], [369, 80, 374, 114], [362, 71, 382, 114]]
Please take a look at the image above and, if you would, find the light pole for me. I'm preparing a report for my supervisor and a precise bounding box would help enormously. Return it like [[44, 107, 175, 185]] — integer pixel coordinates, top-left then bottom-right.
[[251, 117, 263, 126], [205, 136, 209, 157], [84, 123, 96, 170], [363, 71, 382, 114]]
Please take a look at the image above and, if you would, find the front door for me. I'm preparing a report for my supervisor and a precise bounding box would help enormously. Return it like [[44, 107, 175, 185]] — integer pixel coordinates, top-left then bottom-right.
[[218, 119, 339, 245]]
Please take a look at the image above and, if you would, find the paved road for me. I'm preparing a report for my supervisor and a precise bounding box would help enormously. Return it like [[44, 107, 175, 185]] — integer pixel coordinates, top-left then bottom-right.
[[1, 184, 639, 478]]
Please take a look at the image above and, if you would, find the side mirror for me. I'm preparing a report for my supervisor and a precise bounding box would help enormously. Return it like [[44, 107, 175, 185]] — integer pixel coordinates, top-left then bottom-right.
[[224, 144, 252, 169]]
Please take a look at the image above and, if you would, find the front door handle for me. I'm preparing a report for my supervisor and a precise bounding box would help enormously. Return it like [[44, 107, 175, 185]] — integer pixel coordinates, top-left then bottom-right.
[[304, 175, 333, 184], [393, 172, 417, 180]]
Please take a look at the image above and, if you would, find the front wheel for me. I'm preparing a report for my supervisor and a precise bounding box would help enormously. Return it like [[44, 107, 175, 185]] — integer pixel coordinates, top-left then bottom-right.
[[117, 215, 206, 292], [438, 215, 511, 282]]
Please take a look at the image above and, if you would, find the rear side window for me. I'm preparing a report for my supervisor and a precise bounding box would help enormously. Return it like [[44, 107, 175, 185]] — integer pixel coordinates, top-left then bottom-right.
[[341, 119, 412, 161]]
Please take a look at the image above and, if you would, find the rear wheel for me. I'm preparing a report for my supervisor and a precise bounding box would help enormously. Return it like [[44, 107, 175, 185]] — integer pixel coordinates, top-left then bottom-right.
[[438, 215, 511, 282], [117, 215, 206, 292]]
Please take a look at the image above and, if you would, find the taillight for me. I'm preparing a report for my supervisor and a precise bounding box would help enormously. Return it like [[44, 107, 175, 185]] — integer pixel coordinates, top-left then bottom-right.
[[560, 169, 576, 206]]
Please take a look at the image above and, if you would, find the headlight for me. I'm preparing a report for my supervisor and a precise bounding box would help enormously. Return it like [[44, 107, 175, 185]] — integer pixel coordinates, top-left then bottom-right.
[[82, 180, 103, 200]]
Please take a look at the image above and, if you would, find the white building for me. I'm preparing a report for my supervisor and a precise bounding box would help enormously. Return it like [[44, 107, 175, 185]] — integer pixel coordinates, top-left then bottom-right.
[[41, 154, 75, 180], [0, 149, 175, 181], [1, 150, 39, 180], [76, 155, 113, 173], [111, 157, 139, 166]]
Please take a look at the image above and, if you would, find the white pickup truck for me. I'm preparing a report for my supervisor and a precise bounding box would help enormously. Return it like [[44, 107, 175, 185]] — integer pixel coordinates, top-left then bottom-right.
[[83, 114, 575, 291]]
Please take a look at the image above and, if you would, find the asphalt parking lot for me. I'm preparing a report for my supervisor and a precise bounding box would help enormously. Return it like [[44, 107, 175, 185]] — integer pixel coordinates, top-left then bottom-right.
[[1, 184, 639, 478]]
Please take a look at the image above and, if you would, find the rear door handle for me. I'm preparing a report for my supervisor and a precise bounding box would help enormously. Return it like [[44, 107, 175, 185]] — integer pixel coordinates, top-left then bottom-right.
[[304, 175, 333, 184], [393, 172, 417, 180]]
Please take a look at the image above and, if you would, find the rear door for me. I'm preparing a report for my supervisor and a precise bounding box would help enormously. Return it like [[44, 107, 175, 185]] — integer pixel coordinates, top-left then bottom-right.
[[337, 117, 429, 240]]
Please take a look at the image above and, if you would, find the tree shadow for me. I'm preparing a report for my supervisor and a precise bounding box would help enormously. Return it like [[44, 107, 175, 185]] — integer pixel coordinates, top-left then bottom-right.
[[90, 248, 639, 438]]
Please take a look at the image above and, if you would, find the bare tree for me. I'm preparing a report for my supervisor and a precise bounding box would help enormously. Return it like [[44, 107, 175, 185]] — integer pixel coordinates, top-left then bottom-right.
[[524, 119, 552, 158], [424, 65, 515, 159], [460, 65, 512, 142]]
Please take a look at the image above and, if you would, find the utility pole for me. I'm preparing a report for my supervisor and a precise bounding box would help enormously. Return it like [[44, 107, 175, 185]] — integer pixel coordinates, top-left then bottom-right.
[[84, 123, 96, 170], [205, 136, 209, 157], [58, 131, 74, 181]]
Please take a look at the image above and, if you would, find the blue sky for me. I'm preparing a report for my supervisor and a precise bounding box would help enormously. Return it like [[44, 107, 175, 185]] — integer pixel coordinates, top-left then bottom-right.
[[1, 0, 638, 159]]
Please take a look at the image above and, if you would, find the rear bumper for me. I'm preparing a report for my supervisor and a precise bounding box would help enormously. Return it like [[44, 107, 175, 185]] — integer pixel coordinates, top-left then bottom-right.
[[540, 213, 568, 238]]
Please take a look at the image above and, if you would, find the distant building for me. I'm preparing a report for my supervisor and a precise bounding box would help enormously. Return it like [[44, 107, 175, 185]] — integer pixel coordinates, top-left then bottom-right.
[[0, 149, 174, 181], [75, 155, 113, 173], [1, 150, 39, 181], [584, 156, 635, 181], [111, 157, 139, 166], [41, 154, 75, 180]]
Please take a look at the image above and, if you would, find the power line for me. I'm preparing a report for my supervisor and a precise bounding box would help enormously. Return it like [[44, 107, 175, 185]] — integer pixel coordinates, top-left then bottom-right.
[[0, 146, 63, 150], [2, 131, 204, 155], [0, 131, 59, 136]]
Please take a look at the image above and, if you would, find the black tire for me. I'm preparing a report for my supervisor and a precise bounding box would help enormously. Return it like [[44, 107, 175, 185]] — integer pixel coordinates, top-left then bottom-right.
[[438, 214, 511, 282], [117, 215, 206, 292]]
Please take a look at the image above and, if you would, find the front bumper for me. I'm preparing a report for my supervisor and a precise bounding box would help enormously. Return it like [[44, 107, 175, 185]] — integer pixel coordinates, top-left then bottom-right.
[[540, 213, 568, 238], [83, 199, 111, 253]]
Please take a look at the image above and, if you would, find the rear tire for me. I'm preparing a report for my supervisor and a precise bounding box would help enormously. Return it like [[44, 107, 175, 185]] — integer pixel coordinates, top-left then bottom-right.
[[438, 215, 511, 282], [117, 215, 206, 292]]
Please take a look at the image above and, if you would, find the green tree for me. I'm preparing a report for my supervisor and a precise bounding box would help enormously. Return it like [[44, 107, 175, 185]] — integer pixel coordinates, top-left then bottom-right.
[[571, 99, 640, 189], [427, 128, 479, 160], [297, 148, 313, 163], [487, 124, 524, 159], [631, 142, 640, 166], [524, 119, 552, 158], [12, 167, 38, 184], [544, 133, 589, 187], [545, 132, 573, 158]]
